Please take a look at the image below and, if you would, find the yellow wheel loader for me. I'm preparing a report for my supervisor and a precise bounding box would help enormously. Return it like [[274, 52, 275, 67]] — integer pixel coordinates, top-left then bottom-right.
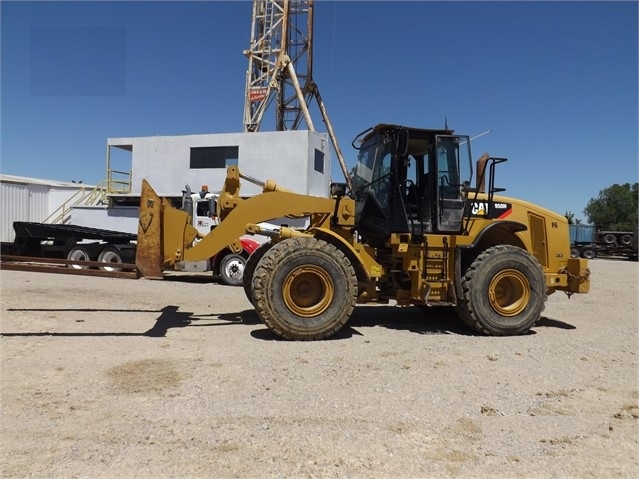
[[136, 124, 590, 340]]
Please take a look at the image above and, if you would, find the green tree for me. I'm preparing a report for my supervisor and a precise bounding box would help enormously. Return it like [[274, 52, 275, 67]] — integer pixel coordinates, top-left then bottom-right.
[[584, 183, 638, 230], [564, 212, 583, 225]]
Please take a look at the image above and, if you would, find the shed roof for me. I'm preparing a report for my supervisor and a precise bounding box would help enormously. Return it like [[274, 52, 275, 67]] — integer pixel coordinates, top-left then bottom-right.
[[0, 174, 95, 188]]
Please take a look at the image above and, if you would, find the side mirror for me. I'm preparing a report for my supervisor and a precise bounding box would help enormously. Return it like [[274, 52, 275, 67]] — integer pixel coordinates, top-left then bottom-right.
[[330, 182, 348, 197], [475, 153, 490, 193], [209, 198, 218, 218]]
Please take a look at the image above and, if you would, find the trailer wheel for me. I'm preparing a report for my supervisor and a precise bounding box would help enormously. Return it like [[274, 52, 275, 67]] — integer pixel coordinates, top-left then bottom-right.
[[219, 253, 246, 286], [570, 247, 580, 259], [66, 246, 91, 269], [97, 246, 123, 272], [252, 237, 357, 340], [620, 234, 633, 246], [455, 245, 546, 336], [581, 248, 597, 259], [243, 242, 272, 304]]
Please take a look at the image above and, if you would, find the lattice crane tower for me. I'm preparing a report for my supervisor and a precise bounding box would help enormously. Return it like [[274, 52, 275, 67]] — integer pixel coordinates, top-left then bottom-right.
[[243, 0, 351, 188]]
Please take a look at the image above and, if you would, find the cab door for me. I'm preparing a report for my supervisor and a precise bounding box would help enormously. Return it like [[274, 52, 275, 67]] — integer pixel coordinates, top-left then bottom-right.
[[434, 135, 472, 233]]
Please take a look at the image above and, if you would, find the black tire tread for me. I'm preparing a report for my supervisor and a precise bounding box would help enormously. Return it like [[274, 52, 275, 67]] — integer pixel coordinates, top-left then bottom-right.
[[455, 244, 546, 336], [252, 237, 357, 340], [243, 242, 272, 304]]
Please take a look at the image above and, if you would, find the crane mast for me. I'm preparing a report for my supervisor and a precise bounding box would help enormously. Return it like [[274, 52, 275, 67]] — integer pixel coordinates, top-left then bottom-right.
[[243, 0, 352, 189]]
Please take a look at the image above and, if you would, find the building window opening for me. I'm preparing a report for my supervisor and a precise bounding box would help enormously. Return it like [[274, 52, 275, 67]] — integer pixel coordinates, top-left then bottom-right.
[[314, 148, 324, 173], [190, 146, 239, 169]]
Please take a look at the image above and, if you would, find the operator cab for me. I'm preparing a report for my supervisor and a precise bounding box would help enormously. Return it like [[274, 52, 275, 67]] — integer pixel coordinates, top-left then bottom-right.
[[351, 124, 472, 243]]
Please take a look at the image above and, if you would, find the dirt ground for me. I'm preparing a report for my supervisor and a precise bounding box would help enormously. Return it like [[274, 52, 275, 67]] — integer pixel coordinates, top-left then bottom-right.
[[1, 258, 637, 478]]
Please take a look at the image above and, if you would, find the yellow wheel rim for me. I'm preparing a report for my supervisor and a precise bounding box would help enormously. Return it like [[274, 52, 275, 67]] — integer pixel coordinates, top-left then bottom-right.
[[282, 265, 334, 317], [488, 269, 530, 317]]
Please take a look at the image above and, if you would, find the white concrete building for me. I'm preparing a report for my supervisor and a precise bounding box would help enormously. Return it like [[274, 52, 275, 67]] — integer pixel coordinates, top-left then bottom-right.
[[70, 129, 332, 233], [107, 129, 331, 198]]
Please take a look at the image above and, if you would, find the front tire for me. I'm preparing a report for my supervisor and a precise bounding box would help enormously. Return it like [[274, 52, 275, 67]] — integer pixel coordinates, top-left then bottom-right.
[[252, 237, 357, 340], [455, 245, 546, 336], [219, 253, 246, 286]]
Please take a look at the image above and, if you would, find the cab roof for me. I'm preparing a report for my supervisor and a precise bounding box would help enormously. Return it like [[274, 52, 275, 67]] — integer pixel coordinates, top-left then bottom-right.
[[355, 124, 455, 145], [373, 123, 454, 135]]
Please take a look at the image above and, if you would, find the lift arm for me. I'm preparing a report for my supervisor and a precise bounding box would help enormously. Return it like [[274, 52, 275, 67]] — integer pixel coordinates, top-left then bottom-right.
[[136, 168, 354, 279]]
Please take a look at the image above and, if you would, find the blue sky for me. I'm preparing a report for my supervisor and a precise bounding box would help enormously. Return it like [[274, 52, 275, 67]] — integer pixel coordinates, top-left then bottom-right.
[[1, 1, 637, 222]]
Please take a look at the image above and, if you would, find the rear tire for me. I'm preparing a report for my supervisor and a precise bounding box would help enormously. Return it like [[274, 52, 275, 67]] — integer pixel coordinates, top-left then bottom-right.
[[455, 245, 546, 336], [219, 253, 246, 286], [97, 246, 123, 272], [581, 248, 597, 259], [66, 246, 91, 269], [252, 237, 357, 340]]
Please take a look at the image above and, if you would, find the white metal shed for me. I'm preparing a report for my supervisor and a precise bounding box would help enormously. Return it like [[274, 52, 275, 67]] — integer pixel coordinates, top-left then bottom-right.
[[0, 175, 95, 242]]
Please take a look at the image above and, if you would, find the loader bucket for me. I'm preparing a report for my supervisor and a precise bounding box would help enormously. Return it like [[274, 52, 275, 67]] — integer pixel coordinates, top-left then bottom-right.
[[136, 179, 164, 279]]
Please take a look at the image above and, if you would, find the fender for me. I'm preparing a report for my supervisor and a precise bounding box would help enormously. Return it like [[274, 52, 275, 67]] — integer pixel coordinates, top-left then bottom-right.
[[308, 227, 382, 283], [461, 220, 528, 250], [239, 236, 262, 255]]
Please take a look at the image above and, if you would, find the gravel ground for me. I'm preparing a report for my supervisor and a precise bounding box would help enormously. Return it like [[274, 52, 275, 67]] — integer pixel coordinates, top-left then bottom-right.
[[1, 259, 637, 478]]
